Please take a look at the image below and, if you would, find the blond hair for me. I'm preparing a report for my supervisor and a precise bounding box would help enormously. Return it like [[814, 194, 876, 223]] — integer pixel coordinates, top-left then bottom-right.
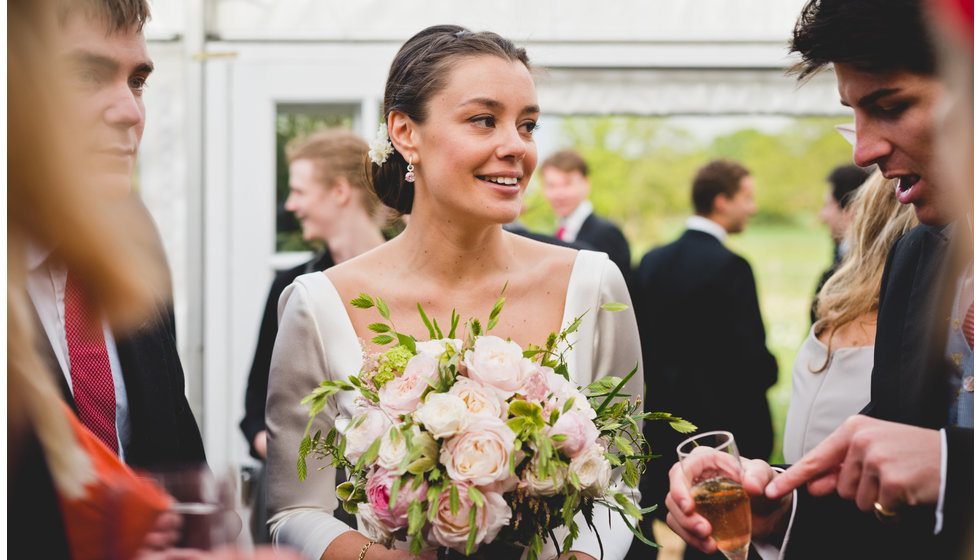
[[813, 169, 918, 368], [285, 128, 381, 216]]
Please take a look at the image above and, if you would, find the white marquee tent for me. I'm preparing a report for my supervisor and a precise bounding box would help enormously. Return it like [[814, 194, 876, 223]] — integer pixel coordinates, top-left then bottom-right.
[[137, 0, 847, 472]]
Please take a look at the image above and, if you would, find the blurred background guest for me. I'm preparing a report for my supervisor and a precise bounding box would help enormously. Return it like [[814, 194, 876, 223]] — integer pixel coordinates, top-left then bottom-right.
[[541, 148, 633, 277], [810, 164, 871, 323], [784, 170, 918, 463], [240, 128, 386, 542]]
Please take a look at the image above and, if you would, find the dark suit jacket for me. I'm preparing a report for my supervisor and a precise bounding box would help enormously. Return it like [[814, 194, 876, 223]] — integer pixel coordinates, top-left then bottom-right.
[[784, 224, 973, 559], [38, 301, 207, 471], [633, 229, 778, 515], [576, 213, 632, 278], [240, 251, 334, 459]]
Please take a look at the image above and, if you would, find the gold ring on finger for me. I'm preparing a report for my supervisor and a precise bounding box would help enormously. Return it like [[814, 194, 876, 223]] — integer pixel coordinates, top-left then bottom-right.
[[873, 501, 900, 523]]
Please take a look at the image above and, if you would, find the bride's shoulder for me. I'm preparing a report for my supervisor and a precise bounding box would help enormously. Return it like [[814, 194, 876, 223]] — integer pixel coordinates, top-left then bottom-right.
[[509, 232, 578, 269]]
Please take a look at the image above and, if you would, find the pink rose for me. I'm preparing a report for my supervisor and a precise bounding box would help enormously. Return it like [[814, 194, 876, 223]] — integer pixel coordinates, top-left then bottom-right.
[[521, 364, 552, 402], [441, 418, 518, 488], [378, 353, 437, 417], [548, 409, 600, 458], [463, 336, 534, 399], [429, 482, 511, 553], [447, 377, 507, 421], [365, 467, 429, 532], [339, 402, 392, 463]]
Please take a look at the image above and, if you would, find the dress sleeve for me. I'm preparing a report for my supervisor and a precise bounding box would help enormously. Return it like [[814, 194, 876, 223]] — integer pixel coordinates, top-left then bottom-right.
[[567, 255, 645, 560], [265, 278, 354, 560]]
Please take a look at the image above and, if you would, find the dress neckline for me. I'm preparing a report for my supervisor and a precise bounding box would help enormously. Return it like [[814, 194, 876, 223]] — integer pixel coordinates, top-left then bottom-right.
[[309, 250, 602, 353]]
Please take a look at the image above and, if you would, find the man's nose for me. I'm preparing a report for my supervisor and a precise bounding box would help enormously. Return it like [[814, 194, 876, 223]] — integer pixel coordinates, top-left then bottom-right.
[[852, 117, 891, 168], [104, 82, 144, 129]]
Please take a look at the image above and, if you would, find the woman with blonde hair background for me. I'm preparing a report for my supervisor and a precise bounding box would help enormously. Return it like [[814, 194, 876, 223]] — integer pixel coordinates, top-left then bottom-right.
[[783, 169, 918, 462]]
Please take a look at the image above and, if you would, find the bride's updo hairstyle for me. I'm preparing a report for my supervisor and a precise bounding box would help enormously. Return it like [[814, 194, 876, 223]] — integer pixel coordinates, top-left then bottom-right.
[[369, 24, 531, 214]]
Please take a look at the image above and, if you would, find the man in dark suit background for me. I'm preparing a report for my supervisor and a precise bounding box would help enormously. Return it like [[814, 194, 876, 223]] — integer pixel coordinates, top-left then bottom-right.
[[810, 164, 870, 323], [26, 0, 206, 471], [540, 149, 632, 277], [633, 159, 778, 559]]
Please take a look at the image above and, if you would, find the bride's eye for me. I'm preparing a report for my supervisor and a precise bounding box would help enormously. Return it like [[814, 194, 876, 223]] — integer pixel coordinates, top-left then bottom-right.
[[519, 121, 540, 136], [471, 115, 496, 128]]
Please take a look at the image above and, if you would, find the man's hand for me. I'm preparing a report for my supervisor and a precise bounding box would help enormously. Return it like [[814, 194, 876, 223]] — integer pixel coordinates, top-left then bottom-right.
[[765, 415, 941, 513], [665, 457, 791, 553]]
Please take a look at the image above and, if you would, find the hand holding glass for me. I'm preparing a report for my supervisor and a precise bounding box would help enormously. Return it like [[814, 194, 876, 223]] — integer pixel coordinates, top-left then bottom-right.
[[676, 431, 751, 560]]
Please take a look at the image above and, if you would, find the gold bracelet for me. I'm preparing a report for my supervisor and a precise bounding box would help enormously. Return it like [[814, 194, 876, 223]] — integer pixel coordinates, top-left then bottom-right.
[[358, 540, 378, 560]]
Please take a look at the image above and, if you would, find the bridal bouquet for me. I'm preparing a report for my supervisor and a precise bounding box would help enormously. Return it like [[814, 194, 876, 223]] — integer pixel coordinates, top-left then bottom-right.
[[298, 294, 692, 559]]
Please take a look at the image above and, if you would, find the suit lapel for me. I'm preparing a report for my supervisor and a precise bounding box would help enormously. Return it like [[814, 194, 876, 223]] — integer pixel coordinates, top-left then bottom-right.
[[896, 226, 953, 424]]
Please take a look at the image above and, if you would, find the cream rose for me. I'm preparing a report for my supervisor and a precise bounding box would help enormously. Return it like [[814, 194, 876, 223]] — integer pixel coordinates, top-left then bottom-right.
[[376, 427, 411, 472], [447, 377, 506, 420], [429, 482, 511, 553], [522, 460, 566, 497], [548, 409, 600, 458], [462, 336, 534, 399], [413, 392, 468, 439], [570, 444, 612, 497], [378, 353, 437, 417], [339, 403, 392, 463], [440, 417, 518, 487]]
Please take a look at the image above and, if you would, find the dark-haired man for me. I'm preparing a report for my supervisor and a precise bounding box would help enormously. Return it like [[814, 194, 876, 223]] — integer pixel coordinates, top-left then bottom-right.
[[664, 1, 973, 558], [634, 160, 778, 558], [810, 164, 871, 323], [28, 0, 206, 469]]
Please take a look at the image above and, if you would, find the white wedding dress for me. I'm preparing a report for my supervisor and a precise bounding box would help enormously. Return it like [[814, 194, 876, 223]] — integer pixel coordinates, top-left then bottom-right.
[[265, 250, 644, 560]]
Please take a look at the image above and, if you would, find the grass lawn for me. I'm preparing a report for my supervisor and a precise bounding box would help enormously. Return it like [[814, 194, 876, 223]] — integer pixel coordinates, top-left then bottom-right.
[[634, 219, 832, 464], [728, 222, 831, 463]]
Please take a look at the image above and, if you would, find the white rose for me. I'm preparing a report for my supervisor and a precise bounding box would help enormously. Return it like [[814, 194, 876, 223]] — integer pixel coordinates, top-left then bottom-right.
[[357, 501, 394, 544], [448, 377, 506, 420], [376, 426, 413, 472], [545, 371, 596, 419], [413, 392, 468, 439], [463, 336, 534, 399], [339, 403, 392, 463], [415, 338, 463, 360], [570, 444, 612, 497]]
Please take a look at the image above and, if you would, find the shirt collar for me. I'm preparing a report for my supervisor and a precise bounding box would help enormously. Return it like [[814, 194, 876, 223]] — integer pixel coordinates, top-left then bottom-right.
[[26, 238, 55, 272], [686, 215, 728, 242], [561, 200, 594, 232]]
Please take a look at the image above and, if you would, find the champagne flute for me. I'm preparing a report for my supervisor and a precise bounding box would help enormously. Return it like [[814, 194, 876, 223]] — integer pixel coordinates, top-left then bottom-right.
[[676, 430, 751, 560]]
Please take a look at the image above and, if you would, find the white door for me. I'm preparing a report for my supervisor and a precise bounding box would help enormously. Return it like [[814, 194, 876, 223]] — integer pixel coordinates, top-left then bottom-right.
[[202, 42, 396, 471]]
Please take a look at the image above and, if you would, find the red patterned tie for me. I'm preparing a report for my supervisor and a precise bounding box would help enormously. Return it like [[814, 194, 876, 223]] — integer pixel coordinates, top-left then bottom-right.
[[556, 225, 566, 241], [964, 301, 974, 350], [64, 271, 118, 454]]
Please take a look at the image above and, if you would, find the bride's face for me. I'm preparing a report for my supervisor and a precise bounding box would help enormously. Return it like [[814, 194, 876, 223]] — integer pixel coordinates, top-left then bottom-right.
[[410, 54, 539, 224]]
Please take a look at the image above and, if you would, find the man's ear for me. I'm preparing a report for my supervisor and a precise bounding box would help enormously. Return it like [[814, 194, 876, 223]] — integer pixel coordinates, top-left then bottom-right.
[[711, 192, 730, 220], [330, 177, 353, 206], [388, 110, 417, 162]]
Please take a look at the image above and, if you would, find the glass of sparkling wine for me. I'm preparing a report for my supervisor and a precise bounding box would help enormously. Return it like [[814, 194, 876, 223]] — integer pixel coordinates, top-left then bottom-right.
[[676, 430, 752, 560]]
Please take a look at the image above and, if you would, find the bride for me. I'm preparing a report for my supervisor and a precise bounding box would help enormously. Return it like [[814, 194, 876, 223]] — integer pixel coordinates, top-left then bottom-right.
[[265, 24, 643, 560]]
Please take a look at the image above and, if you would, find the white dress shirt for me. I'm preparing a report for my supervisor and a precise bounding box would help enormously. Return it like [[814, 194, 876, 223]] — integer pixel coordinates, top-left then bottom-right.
[[685, 215, 728, 242], [557, 200, 594, 242], [26, 243, 131, 459]]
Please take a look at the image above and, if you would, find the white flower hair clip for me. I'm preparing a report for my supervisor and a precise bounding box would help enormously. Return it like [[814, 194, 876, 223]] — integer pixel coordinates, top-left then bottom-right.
[[368, 123, 395, 166]]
